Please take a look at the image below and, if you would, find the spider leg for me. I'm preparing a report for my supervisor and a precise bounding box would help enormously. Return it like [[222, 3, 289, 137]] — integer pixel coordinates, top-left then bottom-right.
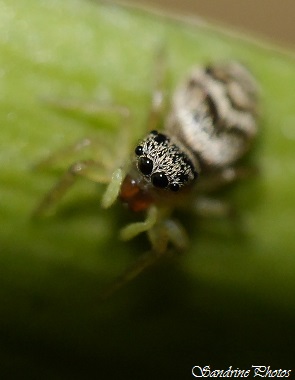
[[193, 165, 258, 219], [40, 97, 130, 119], [33, 159, 110, 217], [99, 249, 165, 300], [99, 206, 161, 299], [193, 196, 234, 218], [198, 165, 258, 193], [119, 205, 158, 241], [34, 137, 113, 172], [100, 212, 188, 300], [42, 98, 133, 164], [101, 168, 125, 209], [120, 205, 188, 251], [145, 45, 168, 132], [34, 97, 133, 215], [35, 100, 131, 171], [161, 218, 189, 251]]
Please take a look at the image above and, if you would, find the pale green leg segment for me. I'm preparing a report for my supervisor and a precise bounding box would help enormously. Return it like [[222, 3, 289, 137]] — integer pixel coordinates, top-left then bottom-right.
[[162, 219, 189, 251], [119, 206, 158, 241], [145, 44, 167, 132], [34, 137, 112, 171], [100, 249, 162, 300], [147, 217, 188, 253], [119, 201, 188, 252], [34, 99, 132, 216], [33, 160, 111, 217], [147, 223, 169, 254], [100, 213, 188, 299], [40, 97, 130, 118], [101, 168, 125, 209], [193, 197, 233, 218]]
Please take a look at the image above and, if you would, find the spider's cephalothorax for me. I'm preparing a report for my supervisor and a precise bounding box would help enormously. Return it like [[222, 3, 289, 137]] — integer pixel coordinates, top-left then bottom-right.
[[134, 130, 199, 192]]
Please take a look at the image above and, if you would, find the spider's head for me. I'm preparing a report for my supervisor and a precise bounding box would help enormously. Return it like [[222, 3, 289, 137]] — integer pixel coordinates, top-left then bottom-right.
[[134, 130, 198, 192]]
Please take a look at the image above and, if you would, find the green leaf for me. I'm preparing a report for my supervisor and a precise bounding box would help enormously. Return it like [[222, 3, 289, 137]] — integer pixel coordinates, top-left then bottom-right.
[[1, 0, 295, 376]]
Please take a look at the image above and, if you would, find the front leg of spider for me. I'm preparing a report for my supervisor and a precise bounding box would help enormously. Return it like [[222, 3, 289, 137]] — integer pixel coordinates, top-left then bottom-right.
[[101, 168, 125, 209], [33, 159, 112, 217], [119, 205, 188, 252], [33, 99, 132, 217], [99, 211, 189, 300], [147, 216, 189, 253]]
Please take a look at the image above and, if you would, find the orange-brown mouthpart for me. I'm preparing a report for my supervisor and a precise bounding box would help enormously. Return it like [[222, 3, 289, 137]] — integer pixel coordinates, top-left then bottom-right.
[[119, 175, 153, 212]]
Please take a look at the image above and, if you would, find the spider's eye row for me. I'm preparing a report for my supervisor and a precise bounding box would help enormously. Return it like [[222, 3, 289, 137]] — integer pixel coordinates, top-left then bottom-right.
[[138, 157, 153, 175]]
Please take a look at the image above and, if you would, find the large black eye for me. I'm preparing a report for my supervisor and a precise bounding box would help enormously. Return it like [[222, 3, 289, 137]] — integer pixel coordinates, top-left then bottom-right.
[[151, 172, 169, 188], [138, 157, 153, 175]]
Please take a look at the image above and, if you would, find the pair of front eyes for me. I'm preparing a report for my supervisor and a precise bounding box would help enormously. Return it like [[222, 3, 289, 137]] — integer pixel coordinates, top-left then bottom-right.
[[134, 145, 180, 192]]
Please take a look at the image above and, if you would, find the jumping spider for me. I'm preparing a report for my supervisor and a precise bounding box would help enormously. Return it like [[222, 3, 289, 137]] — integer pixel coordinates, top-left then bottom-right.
[[34, 53, 259, 297]]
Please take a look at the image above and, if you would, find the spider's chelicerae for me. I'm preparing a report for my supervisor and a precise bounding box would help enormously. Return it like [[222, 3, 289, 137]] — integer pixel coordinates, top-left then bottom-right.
[[35, 55, 259, 297]]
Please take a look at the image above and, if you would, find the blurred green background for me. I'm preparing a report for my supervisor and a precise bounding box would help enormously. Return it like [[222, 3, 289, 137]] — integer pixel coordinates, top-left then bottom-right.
[[0, 0, 295, 378]]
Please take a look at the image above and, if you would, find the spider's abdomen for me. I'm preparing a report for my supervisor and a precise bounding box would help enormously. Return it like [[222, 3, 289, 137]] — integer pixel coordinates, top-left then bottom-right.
[[165, 61, 259, 169]]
